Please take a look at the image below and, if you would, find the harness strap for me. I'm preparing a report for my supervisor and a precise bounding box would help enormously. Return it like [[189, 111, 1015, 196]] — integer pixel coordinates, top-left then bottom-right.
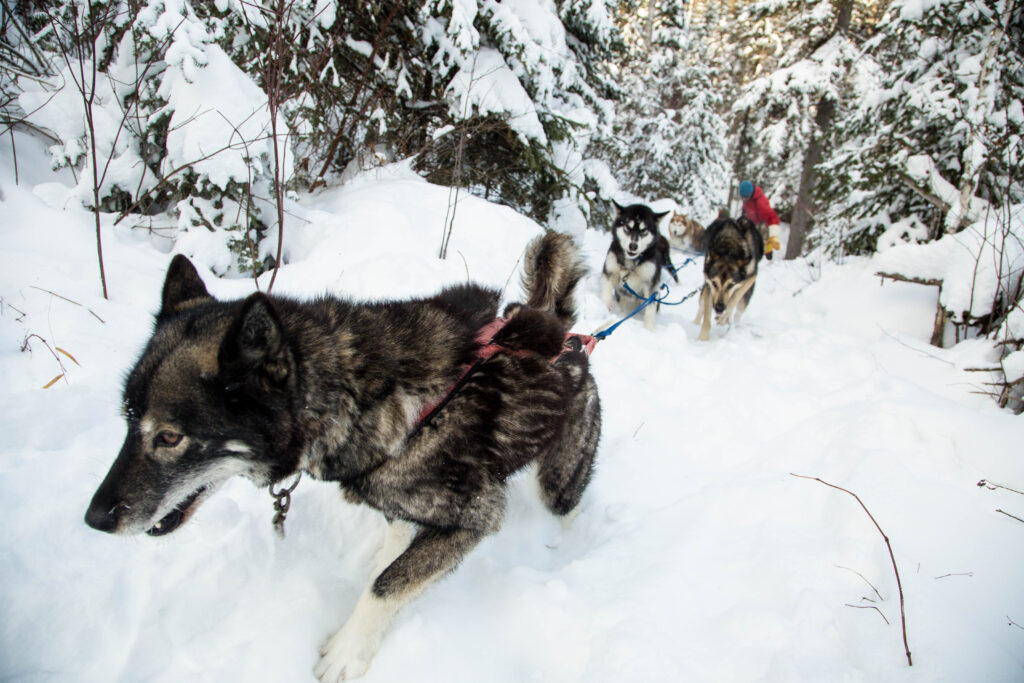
[[413, 319, 597, 431]]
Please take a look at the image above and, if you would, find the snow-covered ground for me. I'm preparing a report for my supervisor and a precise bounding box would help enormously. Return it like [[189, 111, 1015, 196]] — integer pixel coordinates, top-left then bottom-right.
[[2, 133, 1022, 682]]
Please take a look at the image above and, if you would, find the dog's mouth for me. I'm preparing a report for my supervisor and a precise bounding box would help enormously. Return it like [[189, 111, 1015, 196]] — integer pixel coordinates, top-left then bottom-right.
[[146, 485, 208, 536]]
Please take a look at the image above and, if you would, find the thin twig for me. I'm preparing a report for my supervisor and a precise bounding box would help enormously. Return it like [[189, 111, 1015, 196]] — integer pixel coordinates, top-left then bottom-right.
[[21, 333, 69, 385], [845, 603, 890, 625], [977, 479, 1024, 496], [1009, 616, 1024, 630], [877, 325, 955, 366], [28, 286, 105, 323], [455, 249, 470, 281], [792, 473, 912, 666], [1, 297, 27, 321], [995, 509, 1024, 524], [834, 564, 884, 602]]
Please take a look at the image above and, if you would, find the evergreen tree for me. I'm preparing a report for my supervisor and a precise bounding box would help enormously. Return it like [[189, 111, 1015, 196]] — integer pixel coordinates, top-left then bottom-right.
[[819, 0, 1024, 255], [727, 0, 878, 234], [597, 0, 728, 222]]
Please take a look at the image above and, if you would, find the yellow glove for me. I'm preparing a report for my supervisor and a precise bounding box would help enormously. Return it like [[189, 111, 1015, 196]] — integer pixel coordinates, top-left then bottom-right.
[[764, 235, 781, 253]]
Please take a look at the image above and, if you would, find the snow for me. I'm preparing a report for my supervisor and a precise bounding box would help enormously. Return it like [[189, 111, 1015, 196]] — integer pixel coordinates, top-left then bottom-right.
[[873, 204, 1024, 321], [2, 132, 1023, 682], [445, 47, 547, 145], [159, 41, 291, 190]]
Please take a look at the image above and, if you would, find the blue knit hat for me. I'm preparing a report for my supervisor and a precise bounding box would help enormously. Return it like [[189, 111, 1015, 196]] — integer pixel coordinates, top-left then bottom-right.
[[739, 181, 754, 198]]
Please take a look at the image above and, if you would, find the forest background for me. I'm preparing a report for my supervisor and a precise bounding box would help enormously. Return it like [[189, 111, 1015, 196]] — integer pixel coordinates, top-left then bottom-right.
[[2, 0, 1023, 403]]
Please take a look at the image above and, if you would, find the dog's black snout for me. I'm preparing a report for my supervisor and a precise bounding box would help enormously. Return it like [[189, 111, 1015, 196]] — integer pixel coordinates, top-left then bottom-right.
[[84, 500, 122, 533], [713, 302, 726, 314], [628, 241, 637, 252]]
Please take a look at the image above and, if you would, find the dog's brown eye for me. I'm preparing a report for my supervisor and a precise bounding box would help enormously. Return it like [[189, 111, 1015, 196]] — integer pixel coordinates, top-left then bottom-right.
[[156, 431, 182, 447]]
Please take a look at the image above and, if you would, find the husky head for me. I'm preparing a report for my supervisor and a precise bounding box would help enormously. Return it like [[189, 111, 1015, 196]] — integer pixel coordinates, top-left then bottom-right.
[[703, 217, 760, 314], [612, 201, 669, 260], [85, 256, 301, 536]]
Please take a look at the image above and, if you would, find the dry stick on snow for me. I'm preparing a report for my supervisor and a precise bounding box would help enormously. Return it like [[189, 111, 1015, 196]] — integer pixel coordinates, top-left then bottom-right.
[[876, 325, 954, 366], [845, 603, 890, 625], [791, 473, 913, 666], [21, 333, 74, 387], [977, 479, 1024, 496], [834, 564, 884, 602], [995, 509, 1024, 524], [28, 285, 106, 323]]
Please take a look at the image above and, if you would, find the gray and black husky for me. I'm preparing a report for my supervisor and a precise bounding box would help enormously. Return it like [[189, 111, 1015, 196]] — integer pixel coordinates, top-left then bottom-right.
[[694, 215, 764, 341], [600, 201, 677, 330], [85, 232, 601, 681]]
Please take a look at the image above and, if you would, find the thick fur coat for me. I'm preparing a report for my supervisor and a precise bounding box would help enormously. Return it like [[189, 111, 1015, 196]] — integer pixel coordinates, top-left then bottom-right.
[[600, 201, 676, 330], [85, 232, 601, 681], [694, 215, 764, 341]]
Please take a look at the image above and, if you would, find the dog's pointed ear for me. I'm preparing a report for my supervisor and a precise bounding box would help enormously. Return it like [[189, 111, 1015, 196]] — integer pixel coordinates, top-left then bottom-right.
[[221, 293, 291, 388], [611, 199, 625, 215], [159, 255, 212, 320], [654, 210, 671, 222]]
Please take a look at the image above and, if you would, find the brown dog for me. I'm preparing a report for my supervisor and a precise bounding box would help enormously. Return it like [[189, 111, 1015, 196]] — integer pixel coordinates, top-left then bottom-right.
[[667, 212, 705, 253]]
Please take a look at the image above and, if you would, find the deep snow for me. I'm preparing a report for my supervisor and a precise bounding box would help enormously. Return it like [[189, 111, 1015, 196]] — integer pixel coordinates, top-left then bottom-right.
[[1, 133, 1023, 682]]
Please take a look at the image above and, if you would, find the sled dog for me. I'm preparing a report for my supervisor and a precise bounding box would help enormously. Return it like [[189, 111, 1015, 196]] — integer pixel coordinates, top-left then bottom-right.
[[600, 201, 676, 330], [694, 215, 764, 341], [666, 211, 705, 253], [85, 232, 601, 681]]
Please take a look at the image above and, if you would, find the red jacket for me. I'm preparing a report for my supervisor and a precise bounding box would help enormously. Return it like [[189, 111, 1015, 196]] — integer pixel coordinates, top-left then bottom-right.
[[742, 185, 779, 226]]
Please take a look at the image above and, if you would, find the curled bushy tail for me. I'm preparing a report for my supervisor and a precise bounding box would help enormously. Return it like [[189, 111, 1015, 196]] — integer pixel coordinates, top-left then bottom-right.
[[519, 232, 587, 328]]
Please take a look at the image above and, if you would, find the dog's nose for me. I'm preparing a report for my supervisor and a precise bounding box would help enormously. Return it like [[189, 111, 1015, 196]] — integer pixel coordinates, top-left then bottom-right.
[[713, 302, 726, 314], [628, 242, 637, 252], [84, 500, 122, 533]]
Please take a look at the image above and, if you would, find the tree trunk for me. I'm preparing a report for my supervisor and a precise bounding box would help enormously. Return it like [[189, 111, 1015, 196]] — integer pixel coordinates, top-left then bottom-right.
[[645, 0, 658, 53], [786, 98, 833, 259], [784, 0, 852, 260], [946, 15, 1005, 233]]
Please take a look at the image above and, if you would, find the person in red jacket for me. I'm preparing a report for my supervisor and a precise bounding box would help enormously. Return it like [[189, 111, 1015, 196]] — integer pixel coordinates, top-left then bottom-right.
[[739, 180, 781, 260]]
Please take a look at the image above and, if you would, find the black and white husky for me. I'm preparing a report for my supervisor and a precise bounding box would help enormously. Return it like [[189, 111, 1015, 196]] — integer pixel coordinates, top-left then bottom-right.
[[84, 232, 601, 681], [600, 201, 676, 330]]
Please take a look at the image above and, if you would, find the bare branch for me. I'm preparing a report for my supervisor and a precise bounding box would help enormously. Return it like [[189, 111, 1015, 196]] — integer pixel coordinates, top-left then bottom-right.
[[995, 509, 1024, 525], [792, 473, 912, 666], [845, 603, 890, 625], [834, 564, 884, 602]]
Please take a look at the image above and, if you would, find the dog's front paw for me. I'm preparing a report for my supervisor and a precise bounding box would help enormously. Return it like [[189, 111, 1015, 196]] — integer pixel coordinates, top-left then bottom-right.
[[315, 622, 380, 682]]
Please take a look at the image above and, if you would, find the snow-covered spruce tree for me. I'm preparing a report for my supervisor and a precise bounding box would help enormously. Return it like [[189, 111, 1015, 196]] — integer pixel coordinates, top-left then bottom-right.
[[195, 0, 434, 190], [596, 0, 728, 224], [16, 0, 289, 277], [413, 0, 619, 227], [818, 0, 1024, 256]]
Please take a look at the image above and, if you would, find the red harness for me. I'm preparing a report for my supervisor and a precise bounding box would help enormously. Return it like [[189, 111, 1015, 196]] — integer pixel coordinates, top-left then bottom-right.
[[413, 319, 597, 428]]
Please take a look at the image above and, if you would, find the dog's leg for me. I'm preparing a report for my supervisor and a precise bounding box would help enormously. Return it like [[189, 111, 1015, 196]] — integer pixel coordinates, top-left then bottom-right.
[[601, 253, 618, 311], [643, 296, 657, 330], [734, 282, 757, 323], [719, 279, 756, 326], [537, 356, 600, 523], [316, 525, 486, 682], [371, 518, 417, 576], [600, 276, 614, 311], [697, 287, 712, 341]]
